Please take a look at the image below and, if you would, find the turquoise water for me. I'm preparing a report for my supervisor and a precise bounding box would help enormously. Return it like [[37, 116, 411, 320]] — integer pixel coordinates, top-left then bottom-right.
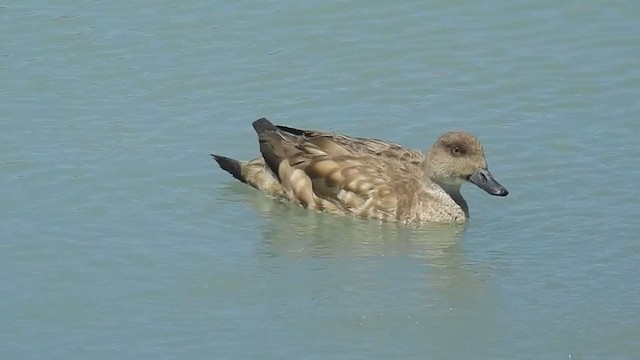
[[2, 1, 639, 359]]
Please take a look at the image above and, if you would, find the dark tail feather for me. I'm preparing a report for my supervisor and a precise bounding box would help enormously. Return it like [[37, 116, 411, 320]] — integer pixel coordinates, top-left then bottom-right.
[[211, 154, 246, 183], [252, 117, 278, 134]]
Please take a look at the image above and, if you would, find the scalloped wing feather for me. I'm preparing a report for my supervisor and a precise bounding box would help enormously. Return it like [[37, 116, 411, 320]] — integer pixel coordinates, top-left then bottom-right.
[[253, 128, 406, 220]]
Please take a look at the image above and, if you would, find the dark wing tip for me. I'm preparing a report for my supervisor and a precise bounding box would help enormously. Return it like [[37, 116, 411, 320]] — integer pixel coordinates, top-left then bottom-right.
[[276, 125, 307, 136], [252, 117, 278, 134]]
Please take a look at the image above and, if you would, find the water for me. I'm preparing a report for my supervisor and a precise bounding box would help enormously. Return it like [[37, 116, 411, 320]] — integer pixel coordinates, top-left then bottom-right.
[[2, 1, 639, 359]]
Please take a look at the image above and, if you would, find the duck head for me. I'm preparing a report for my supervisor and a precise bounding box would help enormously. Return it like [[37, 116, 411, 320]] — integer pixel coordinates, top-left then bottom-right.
[[425, 131, 508, 196]]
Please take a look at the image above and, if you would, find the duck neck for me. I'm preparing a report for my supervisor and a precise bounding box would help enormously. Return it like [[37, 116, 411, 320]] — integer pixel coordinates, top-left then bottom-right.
[[438, 182, 469, 218], [423, 160, 469, 217]]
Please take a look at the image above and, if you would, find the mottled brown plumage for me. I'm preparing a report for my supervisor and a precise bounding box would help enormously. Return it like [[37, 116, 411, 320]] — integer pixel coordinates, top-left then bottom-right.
[[212, 118, 508, 223]]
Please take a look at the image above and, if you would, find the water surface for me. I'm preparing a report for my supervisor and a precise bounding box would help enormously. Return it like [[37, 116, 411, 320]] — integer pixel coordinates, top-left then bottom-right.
[[2, 1, 639, 359]]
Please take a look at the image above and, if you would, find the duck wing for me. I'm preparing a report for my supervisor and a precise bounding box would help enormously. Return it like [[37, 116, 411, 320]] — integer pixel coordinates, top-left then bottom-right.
[[254, 118, 407, 219], [276, 124, 424, 163]]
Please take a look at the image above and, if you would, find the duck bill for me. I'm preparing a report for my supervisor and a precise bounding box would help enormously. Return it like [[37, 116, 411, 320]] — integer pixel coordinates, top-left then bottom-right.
[[469, 168, 509, 196]]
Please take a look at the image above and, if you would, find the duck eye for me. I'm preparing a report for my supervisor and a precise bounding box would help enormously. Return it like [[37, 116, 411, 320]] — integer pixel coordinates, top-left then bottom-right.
[[451, 146, 461, 155]]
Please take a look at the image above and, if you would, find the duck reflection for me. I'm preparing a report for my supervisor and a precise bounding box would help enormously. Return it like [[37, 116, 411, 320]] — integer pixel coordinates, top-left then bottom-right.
[[220, 185, 502, 354], [246, 188, 466, 263], [221, 184, 494, 286]]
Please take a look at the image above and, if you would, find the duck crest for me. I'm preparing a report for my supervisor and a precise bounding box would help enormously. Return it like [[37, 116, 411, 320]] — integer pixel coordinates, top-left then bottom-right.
[[212, 118, 508, 223]]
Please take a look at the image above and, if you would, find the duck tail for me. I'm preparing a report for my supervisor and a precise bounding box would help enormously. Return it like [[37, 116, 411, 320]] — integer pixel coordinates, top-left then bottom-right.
[[211, 154, 247, 183]]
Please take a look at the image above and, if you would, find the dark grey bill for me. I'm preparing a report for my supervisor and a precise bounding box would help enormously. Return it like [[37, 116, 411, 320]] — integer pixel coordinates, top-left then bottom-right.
[[468, 168, 509, 196]]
